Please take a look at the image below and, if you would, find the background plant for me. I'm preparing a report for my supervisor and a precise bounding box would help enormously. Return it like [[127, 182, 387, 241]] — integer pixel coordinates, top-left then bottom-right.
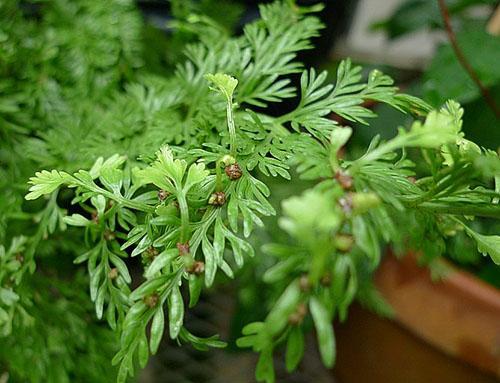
[[372, 0, 500, 286]]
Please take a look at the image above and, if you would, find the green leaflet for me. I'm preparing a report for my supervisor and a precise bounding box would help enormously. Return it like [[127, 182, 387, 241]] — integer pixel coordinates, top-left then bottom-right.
[[168, 285, 184, 339], [285, 326, 305, 372], [309, 297, 336, 368], [463, 225, 500, 265], [150, 308, 165, 354], [25, 170, 70, 200], [205, 73, 238, 102], [256, 347, 275, 383]]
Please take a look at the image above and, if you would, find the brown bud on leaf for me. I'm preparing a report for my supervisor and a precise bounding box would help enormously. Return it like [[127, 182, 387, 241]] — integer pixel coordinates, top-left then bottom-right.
[[187, 261, 205, 275], [146, 246, 159, 258], [158, 189, 169, 201], [299, 275, 311, 292], [407, 176, 417, 184], [177, 242, 190, 256], [103, 230, 115, 241], [208, 191, 226, 206], [288, 303, 308, 325], [334, 170, 353, 190], [143, 293, 159, 308], [225, 163, 242, 180], [320, 272, 332, 286], [108, 268, 118, 280], [338, 194, 353, 215]]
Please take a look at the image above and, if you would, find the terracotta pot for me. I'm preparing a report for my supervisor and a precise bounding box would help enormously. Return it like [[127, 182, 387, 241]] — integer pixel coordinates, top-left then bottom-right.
[[374, 252, 500, 377]]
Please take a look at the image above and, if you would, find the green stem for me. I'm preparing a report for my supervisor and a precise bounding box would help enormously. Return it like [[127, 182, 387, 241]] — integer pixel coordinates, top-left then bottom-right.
[[77, 181, 155, 213], [227, 100, 236, 156], [177, 192, 190, 243], [215, 163, 223, 192], [414, 201, 500, 219], [407, 165, 471, 205], [494, 176, 500, 204], [351, 136, 406, 170]]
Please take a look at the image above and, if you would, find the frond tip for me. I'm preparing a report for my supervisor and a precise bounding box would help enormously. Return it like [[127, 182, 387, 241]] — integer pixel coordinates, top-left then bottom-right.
[[205, 73, 238, 101], [25, 170, 69, 200]]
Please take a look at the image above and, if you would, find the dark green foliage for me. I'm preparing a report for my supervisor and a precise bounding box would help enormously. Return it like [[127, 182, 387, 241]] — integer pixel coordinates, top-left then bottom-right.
[[377, 0, 500, 148], [1, 1, 500, 383], [423, 22, 500, 106]]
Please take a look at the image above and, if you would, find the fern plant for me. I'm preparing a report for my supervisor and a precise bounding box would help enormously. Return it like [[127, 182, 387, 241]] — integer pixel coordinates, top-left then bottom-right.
[[2, 1, 500, 382]]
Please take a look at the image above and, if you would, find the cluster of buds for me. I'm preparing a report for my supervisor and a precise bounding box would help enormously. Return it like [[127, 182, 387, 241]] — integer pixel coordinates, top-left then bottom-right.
[[108, 267, 118, 280], [143, 293, 159, 308], [288, 303, 308, 325], [320, 272, 332, 287], [221, 154, 242, 180], [91, 211, 99, 224], [225, 163, 242, 180], [334, 233, 354, 253], [103, 229, 115, 241], [142, 246, 159, 262], [338, 194, 354, 216], [208, 191, 226, 206], [142, 246, 159, 267], [146, 246, 159, 257], [187, 261, 205, 275], [334, 170, 353, 190], [158, 189, 170, 201], [299, 274, 311, 292], [176, 242, 190, 256], [338, 192, 380, 216]]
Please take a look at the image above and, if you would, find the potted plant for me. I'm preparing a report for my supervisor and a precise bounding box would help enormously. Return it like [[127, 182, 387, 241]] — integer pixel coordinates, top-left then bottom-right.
[[334, 2, 500, 378], [1, 1, 499, 382]]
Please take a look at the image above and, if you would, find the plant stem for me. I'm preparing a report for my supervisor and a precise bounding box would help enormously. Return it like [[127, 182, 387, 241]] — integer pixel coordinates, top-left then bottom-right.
[[177, 192, 190, 243], [407, 164, 471, 205], [215, 163, 223, 192], [87, 186, 155, 213], [226, 99, 236, 156], [351, 136, 406, 169], [438, 0, 500, 118], [416, 200, 500, 219]]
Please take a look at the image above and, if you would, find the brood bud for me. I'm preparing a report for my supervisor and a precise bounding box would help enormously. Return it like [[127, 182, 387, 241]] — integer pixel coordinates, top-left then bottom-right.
[[334, 234, 354, 253], [103, 230, 115, 241], [288, 303, 308, 325], [158, 189, 170, 201], [339, 192, 380, 216], [352, 192, 380, 214], [145, 246, 159, 258], [143, 293, 159, 308], [225, 163, 242, 180], [187, 261, 205, 275], [208, 191, 226, 206], [108, 268, 118, 280], [338, 194, 353, 215], [176, 242, 190, 256], [334, 170, 353, 190], [320, 272, 332, 286], [299, 275, 311, 292]]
